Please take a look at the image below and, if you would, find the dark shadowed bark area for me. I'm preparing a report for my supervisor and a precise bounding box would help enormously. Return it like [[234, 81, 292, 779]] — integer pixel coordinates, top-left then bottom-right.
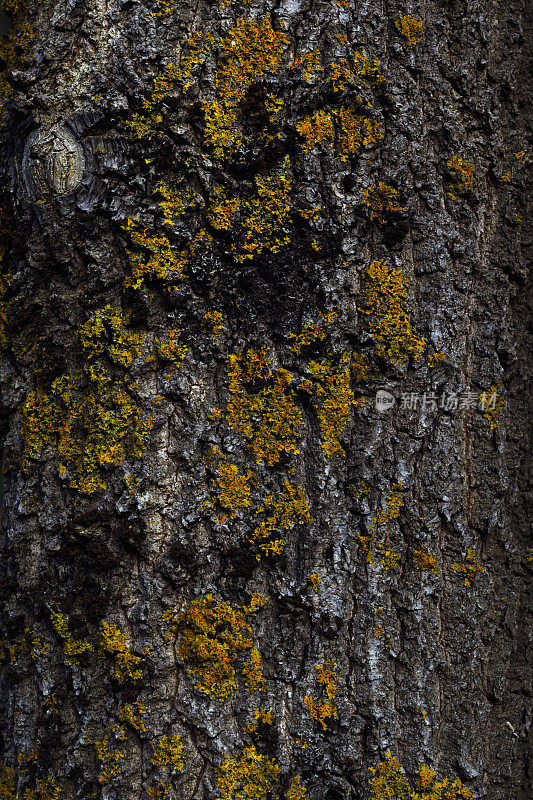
[[0, 0, 531, 798]]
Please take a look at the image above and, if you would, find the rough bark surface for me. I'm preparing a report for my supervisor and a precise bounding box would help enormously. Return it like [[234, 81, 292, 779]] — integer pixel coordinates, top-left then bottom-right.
[[0, 1, 531, 799]]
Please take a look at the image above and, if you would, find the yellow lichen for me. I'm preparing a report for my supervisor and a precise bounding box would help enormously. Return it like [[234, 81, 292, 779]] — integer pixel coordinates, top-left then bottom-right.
[[50, 612, 94, 666], [330, 52, 386, 95], [285, 776, 307, 800], [156, 181, 194, 225], [370, 753, 476, 799], [216, 16, 289, 103], [207, 187, 241, 232], [203, 100, 244, 161], [479, 385, 504, 430], [243, 710, 275, 735], [202, 311, 223, 336], [296, 111, 335, 152], [213, 459, 253, 521], [95, 723, 126, 785], [215, 745, 281, 800], [362, 260, 426, 365], [123, 219, 187, 290], [234, 157, 292, 261], [100, 622, 144, 684], [363, 181, 405, 224], [118, 702, 147, 733], [427, 351, 445, 368], [226, 349, 304, 466], [251, 480, 312, 559], [395, 16, 424, 49], [21, 306, 155, 494], [451, 548, 484, 587], [151, 734, 184, 772], [288, 50, 324, 83], [447, 154, 475, 199], [167, 593, 267, 701], [308, 572, 321, 592], [306, 353, 355, 457], [305, 659, 339, 730], [242, 647, 265, 692], [359, 483, 404, 570], [413, 547, 439, 574], [336, 108, 383, 161], [0, 761, 60, 800]]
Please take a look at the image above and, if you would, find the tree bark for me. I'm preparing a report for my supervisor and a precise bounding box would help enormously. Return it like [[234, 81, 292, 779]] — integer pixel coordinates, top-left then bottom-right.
[[0, 1, 531, 799]]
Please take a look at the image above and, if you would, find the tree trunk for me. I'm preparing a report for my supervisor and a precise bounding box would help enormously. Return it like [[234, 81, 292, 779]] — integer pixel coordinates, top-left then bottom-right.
[[0, 1, 530, 798]]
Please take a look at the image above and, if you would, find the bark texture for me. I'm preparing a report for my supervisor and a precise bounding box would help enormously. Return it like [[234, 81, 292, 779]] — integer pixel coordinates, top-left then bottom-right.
[[0, 1, 531, 799]]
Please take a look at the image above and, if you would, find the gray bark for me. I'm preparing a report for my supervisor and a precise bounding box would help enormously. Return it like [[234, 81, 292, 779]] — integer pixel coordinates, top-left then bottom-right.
[[0, 1, 531, 798]]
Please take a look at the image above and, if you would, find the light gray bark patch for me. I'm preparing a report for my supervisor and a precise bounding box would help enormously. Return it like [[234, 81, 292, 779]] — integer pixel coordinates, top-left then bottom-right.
[[22, 124, 85, 198]]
